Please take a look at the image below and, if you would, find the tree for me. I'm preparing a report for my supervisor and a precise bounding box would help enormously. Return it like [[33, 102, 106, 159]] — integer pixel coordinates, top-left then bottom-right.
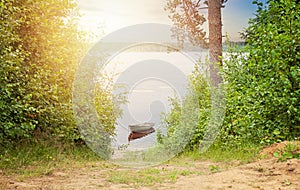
[[207, 0, 225, 86], [165, 0, 227, 86]]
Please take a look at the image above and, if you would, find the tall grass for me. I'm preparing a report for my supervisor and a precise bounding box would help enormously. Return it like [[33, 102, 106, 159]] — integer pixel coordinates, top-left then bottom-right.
[[0, 140, 100, 176], [177, 143, 261, 163]]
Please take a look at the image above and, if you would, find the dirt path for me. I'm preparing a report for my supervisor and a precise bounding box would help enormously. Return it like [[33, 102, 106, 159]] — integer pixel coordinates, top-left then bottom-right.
[[166, 158, 300, 190], [1, 158, 299, 190], [1, 142, 300, 190]]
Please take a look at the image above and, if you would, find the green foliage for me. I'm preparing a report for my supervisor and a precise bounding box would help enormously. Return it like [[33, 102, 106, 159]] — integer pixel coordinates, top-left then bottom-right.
[[159, 62, 211, 150], [195, 143, 259, 163], [221, 0, 300, 145], [106, 167, 196, 187], [273, 142, 300, 162], [0, 140, 99, 175], [162, 0, 299, 150], [94, 73, 127, 135], [0, 0, 88, 143]]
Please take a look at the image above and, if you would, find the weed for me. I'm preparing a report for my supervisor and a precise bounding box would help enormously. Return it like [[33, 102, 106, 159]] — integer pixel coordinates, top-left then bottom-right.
[[209, 165, 219, 172], [273, 142, 300, 162]]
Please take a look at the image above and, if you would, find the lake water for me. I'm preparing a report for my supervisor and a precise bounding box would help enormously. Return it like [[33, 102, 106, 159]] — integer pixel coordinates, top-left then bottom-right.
[[99, 50, 209, 153]]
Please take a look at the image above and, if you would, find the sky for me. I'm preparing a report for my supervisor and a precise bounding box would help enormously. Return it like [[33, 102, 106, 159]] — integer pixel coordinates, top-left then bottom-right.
[[75, 0, 263, 42]]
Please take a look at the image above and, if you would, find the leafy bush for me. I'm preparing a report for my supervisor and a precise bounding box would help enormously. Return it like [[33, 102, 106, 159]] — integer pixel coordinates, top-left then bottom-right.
[[0, 0, 88, 144], [159, 63, 211, 151], [94, 73, 127, 136], [221, 0, 300, 145]]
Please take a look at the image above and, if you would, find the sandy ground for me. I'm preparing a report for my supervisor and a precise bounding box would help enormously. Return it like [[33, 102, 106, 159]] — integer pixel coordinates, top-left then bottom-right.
[[1, 142, 299, 190]]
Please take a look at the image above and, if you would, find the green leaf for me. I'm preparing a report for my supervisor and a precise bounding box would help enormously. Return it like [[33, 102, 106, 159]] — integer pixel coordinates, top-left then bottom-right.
[[273, 152, 280, 158]]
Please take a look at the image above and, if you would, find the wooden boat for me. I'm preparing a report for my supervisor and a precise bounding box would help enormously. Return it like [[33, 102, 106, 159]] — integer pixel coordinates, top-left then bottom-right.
[[128, 122, 155, 141], [128, 127, 155, 142], [128, 122, 155, 132]]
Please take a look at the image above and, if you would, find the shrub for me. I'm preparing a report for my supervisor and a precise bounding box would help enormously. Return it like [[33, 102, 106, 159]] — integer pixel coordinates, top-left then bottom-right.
[[221, 0, 300, 145], [159, 62, 211, 151], [0, 0, 87, 144]]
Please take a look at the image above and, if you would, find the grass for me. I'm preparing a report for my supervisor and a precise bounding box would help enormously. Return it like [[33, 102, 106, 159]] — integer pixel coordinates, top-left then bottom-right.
[[0, 140, 101, 177], [104, 144, 261, 187], [173, 143, 261, 164], [0, 140, 262, 188], [102, 164, 202, 188], [106, 168, 189, 187]]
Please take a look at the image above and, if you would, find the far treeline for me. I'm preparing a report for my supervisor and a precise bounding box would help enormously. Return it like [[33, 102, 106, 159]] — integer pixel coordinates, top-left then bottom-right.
[[0, 0, 299, 152]]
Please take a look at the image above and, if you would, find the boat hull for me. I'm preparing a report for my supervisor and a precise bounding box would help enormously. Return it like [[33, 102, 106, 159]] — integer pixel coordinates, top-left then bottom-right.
[[128, 127, 155, 141]]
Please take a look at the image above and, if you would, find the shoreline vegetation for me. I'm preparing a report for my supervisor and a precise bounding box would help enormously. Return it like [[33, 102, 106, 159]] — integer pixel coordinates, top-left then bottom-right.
[[1, 0, 299, 189]]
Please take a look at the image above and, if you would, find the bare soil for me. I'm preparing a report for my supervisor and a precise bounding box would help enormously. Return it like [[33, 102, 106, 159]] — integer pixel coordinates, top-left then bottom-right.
[[1, 142, 299, 190]]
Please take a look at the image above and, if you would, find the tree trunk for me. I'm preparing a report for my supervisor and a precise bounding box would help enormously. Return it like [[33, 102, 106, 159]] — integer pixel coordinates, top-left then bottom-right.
[[208, 0, 222, 87]]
